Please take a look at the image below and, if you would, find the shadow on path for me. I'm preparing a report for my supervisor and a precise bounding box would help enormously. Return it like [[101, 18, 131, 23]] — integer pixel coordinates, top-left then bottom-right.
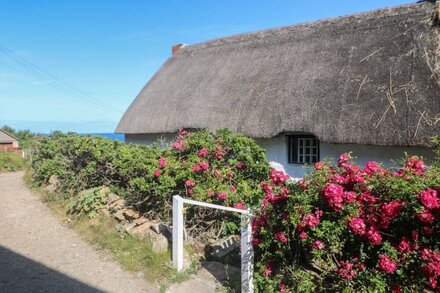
[[0, 246, 102, 293]]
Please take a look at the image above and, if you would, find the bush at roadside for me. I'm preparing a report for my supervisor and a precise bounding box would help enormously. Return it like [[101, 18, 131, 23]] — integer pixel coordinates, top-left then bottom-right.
[[253, 154, 440, 292]]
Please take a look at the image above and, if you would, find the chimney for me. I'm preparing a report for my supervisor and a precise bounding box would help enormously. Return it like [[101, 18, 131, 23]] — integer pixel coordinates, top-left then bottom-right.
[[172, 44, 187, 56]]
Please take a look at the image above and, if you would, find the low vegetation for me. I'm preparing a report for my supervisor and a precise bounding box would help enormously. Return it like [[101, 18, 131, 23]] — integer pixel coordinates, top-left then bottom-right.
[[0, 151, 25, 172]]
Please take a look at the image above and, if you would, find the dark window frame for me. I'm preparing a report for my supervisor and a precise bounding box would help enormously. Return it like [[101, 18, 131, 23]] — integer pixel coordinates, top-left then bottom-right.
[[287, 134, 320, 164]]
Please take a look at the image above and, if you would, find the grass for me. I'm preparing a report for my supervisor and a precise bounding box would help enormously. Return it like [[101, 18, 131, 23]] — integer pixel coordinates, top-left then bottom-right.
[[23, 171, 197, 289], [0, 151, 26, 172]]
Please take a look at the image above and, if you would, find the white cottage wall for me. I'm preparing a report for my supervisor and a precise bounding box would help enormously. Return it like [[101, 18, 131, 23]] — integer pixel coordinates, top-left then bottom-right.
[[126, 134, 435, 178]]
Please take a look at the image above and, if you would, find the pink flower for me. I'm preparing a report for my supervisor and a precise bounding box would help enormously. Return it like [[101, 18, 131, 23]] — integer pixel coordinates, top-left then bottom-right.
[[302, 209, 322, 229], [172, 140, 184, 151], [198, 147, 208, 158], [299, 232, 308, 239], [269, 169, 289, 185], [186, 189, 193, 195], [158, 157, 167, 168], [391, 285, 402, 293], [348, 217, 367, 235], [366, 228, 382, 245], [405, 157, 427, 175], [207, 190, 215, 198], [275, 231, 288, 244], [213, 169, 221, 178], [343, 191, 357, 203], [185, 180, 196, 187], [234, 202, 246, 210], [218, 192, 228, 200], [192, 165, 201, 172], [154, 169, 161, 177], [378, 255, 397, 273], [199, 162, 210, 171], [236, 162, 246, 169], [263, 264, 272, 277], [417, 189, 439, 210], [417, 210, 435, 224], [314, 161, 325, 170], [338, 153, 351, 167], [381, 201, 403, 219], [397, 237, 411, 253], [230, 185, 236, 192], [323, 183, 344, 211], [363, 161, 386, 176], [311, 240, 325, 250], [337, 260, 357, 280]]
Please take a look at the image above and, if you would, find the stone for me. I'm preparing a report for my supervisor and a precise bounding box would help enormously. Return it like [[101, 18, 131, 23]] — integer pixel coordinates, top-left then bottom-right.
[[113, 209, 126, 222], [109, 199, 125, 211], [207, 235, 240, 259], [123, 209, 140, 220], [198, 261, 240, 284], [44, 175, 59, 193], [107, 193, 120, 206], [132, 217, 148, 226], [145, 230, 169, 254], [150, 222, 172, 240], [123, 222, 137, 234], [130, 221, 153, 238]]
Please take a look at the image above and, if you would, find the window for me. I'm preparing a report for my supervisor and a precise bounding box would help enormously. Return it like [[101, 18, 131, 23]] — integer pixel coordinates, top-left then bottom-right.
[[288, 134, 320, 164]]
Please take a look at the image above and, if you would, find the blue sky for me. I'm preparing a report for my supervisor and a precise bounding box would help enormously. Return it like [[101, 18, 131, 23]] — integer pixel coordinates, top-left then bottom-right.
[[0, 0, 415, 133]]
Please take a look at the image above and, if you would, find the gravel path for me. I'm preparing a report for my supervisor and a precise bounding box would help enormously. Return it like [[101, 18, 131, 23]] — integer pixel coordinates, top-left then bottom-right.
[[0, 172, 159, 293]]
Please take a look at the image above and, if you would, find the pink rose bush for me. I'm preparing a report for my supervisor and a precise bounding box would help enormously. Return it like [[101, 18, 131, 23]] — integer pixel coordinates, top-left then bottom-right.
[[253, 153, 440, 292]]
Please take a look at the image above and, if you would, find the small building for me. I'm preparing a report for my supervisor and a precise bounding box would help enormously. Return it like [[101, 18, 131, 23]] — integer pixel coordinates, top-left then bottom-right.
[[117, 2, 440, 177], [0, 129, 19, 150]]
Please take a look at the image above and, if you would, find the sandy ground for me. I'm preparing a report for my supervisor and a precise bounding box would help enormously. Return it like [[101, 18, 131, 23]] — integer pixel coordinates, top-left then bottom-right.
[[0, 171, 159, 293]]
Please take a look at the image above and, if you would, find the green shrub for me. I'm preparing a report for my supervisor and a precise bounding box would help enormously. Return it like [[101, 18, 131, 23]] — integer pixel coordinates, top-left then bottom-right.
[[30, 129, 270, 239], [68, 187, 109, 218]]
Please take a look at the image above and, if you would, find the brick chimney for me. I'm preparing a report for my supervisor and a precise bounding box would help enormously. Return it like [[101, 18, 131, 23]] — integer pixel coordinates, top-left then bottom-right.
[[172, 44, 187, 56]]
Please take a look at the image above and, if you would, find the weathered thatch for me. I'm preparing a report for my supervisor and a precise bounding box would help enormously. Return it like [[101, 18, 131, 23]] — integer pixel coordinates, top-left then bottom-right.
[[117, 2, 440, 147]]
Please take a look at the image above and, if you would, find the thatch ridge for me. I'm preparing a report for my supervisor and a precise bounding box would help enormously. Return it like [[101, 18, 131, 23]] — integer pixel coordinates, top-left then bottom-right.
[[117, 2, 440, 147]]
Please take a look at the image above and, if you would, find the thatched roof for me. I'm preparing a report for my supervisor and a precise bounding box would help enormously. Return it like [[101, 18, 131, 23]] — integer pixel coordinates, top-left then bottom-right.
[[117, 2, 440, 147], [0, 129, 18, 143]]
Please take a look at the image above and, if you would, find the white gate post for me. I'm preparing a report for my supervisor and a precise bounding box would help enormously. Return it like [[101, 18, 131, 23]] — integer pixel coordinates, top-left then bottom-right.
[[172, 195, 184, 271], [241, 213, 254, 293]]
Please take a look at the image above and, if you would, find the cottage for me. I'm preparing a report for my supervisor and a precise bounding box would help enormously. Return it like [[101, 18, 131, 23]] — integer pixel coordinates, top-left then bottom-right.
[[0, 129, 19, 150], [117, 2, 440, 178]]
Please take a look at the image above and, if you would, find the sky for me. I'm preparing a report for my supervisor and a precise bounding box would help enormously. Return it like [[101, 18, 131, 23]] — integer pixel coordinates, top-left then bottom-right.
[[0, 0, 416, 133]]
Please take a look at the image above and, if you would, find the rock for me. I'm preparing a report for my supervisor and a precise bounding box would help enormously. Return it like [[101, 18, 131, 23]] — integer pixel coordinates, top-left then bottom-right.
[[145, 230, 169, 254], [107, 193, 120, 206], [100, 208, 111, 217], [132, 217, 148, 226], [109, 199, 125, 211], [130, 221, 154, 238], [45, 175, 59, 193], [207, 235, 240, 259], [199, 261, 240, 284], [123, 209, 140, 220], [150, 222, 172, 240], [113, 209, 126, 222], [123, 222, 137, 234]]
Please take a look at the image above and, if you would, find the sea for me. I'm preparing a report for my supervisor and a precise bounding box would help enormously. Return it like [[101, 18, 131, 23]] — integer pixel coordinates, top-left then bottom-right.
[[82, 133, 125, 142]]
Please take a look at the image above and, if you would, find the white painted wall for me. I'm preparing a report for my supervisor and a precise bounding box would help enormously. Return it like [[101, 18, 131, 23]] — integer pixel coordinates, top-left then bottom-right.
[[126, 134, 435, 178]]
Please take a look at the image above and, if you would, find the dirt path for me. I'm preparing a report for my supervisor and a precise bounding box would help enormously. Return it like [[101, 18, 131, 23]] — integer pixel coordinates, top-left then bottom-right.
[[0, 172, 159, 293]]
